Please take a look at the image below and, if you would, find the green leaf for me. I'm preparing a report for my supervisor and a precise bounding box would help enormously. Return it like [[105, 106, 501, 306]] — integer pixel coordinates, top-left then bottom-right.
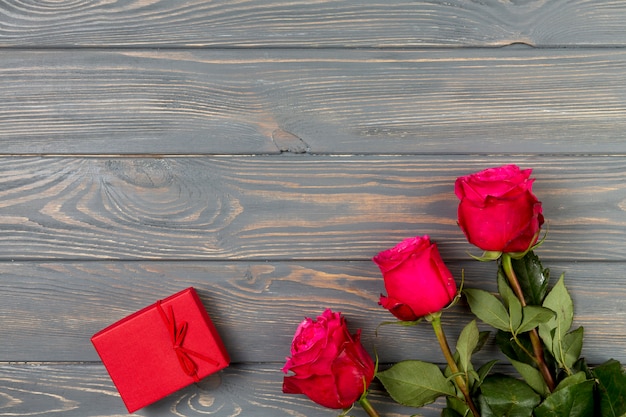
[[456, 320, 480, 374], [538, 274, 573, 355], [554, 371, 587, 391], [593, 359, 626, 417], [498, 269, 523, 331], [534, 378, 595, 417], [441, 408, 464, 417], [554, 327, 584, 371], [572, 357, 594, 382], [516, 306, 556, 335], [511, 251, 550, 305], [479, 374, 541, 417], [476, 360, 499, 387], [376, 360, 456, 408], [464, 288, 510, 332], [509, 357, 550, 397], [445, 396, 471, 417], [474, 330, 491, 354], [543, 274, 574, 338], [496, 330, 535, 366], [478, 394, 499, 417]]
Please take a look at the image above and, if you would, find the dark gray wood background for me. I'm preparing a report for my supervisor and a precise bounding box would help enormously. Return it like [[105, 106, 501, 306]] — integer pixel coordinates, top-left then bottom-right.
[[1, 1, 625, 416]]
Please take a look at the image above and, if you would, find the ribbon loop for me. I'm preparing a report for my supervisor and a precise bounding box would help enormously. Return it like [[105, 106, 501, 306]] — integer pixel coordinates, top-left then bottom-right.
[[156, 300, 220, 382]]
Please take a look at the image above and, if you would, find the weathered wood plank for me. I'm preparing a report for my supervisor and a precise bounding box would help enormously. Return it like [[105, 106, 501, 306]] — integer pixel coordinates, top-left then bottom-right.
[[0, 50, 280, 155], [1, 261, 624, 365], [0, 156, 625, 261], [3, 49, 626, 154], [0, 0, 624, 48], [0, 362, 426, 417]]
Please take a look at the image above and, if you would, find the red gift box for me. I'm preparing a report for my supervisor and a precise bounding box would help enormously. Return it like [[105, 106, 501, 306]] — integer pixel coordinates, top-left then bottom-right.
[[91, 287, 230, 413]]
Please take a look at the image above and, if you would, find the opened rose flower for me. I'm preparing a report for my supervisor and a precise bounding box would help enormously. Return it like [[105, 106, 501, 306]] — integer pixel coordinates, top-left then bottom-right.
[[373, 235, 457, 321], [455, 164, 544, 253], [282, 309, 376, 412]]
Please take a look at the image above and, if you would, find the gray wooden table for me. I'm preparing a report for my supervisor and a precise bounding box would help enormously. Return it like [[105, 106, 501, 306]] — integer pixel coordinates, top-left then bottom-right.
[[1, 1, 625, 416]]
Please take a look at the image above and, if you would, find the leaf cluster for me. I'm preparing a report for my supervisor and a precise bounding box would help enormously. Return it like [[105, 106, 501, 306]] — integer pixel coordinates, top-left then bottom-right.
[[376, 251, 626, 417], [376, 318, 495, 416], [464, 252, 626, 417]]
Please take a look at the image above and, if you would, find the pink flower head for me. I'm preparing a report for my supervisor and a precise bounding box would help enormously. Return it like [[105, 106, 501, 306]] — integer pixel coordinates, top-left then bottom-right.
[[455, 164, 544, 253], [374, 236, 457, 321], [282, 309, 375, 409]]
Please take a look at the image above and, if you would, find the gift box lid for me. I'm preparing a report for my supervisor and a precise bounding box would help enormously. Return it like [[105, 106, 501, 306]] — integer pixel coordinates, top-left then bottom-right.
[[91, 287, 230, 413]]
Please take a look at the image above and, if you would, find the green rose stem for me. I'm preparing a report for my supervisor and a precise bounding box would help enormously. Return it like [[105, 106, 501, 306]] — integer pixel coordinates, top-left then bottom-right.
[[358, 396, 381, 417], [501, 254, 556, 392], [430, 313, 481, 417]]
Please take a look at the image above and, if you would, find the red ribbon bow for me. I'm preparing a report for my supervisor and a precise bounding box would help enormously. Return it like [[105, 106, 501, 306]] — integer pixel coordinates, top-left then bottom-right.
[[156, 300, 220, 382]]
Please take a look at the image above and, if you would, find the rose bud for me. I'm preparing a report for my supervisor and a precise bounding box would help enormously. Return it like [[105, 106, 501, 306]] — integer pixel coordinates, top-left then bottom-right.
[[455, 164, 544, 253], [282, 309, 375, 409], [373, 235, 457, 321]]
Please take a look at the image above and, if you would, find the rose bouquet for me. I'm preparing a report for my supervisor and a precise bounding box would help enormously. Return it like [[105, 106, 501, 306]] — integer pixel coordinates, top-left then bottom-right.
[[282, 164, 626, 417]]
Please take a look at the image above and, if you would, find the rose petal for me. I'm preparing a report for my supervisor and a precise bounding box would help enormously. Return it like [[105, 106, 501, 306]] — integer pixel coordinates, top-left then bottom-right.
[[379, 295, 419, 321]]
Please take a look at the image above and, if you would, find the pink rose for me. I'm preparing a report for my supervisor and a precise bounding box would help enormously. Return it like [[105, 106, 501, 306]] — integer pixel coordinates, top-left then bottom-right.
[[455, 164, 544, 253], [374, 236, 457, 321], [282, 309, 375, 409]]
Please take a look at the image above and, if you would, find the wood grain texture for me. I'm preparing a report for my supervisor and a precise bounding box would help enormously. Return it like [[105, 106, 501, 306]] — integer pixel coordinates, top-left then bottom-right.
[[1, 260, 624, 365], [0, 363, 428, 417], [3, 48, 626, 154], [3, 1, 626, 415], [0, 0, 625, 48], [0, 155, 625, 261]]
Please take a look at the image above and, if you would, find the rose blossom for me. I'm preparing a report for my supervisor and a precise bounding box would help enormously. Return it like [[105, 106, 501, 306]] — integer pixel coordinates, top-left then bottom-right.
[[455, 164, 544, 253], [373, 235, 457, 321], [282, 309, 375, 409]]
